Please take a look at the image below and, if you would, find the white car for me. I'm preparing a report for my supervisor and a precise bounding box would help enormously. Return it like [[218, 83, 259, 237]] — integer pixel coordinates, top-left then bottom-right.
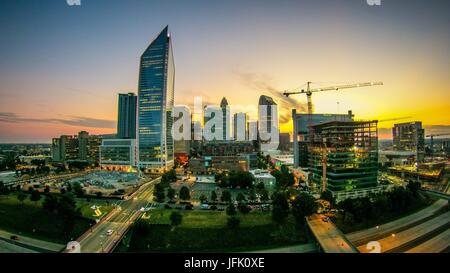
[[106, 229, 114, 236]]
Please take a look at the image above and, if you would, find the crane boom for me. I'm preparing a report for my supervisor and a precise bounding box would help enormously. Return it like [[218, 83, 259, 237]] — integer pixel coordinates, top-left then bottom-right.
[[283, 82, 383, 96]]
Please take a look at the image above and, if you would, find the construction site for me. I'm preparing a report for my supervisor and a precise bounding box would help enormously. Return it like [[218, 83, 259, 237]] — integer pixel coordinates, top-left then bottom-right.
[[308, 120, 382, 202]]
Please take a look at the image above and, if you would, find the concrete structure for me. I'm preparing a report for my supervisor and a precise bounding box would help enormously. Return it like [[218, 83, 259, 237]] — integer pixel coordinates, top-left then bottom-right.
[[100, 139, 136, 171], [78, 131, 101, 163], [249, 169, 276, 188], [137, 26, 174, 172], [309, 120, 380, 202], [393, 121, 425, 162], [292, 110, 354, 168], [278, 132, 292, 151], [117, 93, 137, 139]]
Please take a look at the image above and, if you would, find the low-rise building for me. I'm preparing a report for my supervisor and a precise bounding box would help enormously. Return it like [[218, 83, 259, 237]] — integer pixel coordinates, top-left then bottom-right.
[[249, 169, 276, 188], [99, 139, 136, 171], [189, 155, 249, 175]]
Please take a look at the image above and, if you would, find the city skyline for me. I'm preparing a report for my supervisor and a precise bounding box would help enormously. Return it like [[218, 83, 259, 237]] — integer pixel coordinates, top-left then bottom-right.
[[0, 0, 449, 143]]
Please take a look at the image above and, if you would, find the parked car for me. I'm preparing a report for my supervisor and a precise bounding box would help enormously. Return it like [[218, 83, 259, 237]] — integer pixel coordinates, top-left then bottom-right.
[[10, 235, 19, 241]]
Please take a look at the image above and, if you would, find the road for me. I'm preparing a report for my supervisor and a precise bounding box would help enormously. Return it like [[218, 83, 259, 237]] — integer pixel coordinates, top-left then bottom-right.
[[307, 214, 359, 253], [0, 229, 64, 252], [358, 211, 450, 253], [249, 243, 318, 253], [0, 240, 38, 253], [346, 199, 448, 246], [76, 177, 160, 253], [405, 229, 450, 253]]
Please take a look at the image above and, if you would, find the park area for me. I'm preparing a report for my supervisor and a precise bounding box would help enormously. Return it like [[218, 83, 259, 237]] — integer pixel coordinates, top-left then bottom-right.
[[117, 209, 308, 253], [0, 193, 113, 244]]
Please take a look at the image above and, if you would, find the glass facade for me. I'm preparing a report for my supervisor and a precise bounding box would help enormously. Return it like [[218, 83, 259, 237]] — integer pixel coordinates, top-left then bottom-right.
[[138, 26, 174, 170], [118, 93, 137, 139]]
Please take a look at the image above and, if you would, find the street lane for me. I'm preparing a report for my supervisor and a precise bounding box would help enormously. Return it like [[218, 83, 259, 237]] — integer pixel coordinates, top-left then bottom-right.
[[78, 177, 159, 253]]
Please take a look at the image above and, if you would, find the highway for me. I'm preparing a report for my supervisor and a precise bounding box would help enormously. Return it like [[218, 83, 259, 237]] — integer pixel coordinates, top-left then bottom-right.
[[358, 211, 450, 253], [76, 177, 160, 253], [307, 214, 359, 253], [346, 199, 448, 246], [405, 229, 450, 253]]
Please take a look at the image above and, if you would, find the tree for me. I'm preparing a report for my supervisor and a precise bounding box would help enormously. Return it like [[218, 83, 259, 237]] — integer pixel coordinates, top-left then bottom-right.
[[153, 183, 165, 203], [60, 188, 66, 194], [260, 189, 269, 202], [221, 190, 232, 203], [199, 194, 207, 204], [179, 186, 190, 200], [44, 186, 50, 195], [43, 194, 59, 212], [272, 205, 288, 225], [226, 203, 237, 216], [320, 191, 334, 206], [291, 192, 318, 223], [167, 188, 176, 200], [17, 191, 26, 204], [96, 191, 103, 198], [72, 182, 84, 197], [169, 211, 183, 227], [57, 193, 79, 236], [0, 182, 10, 196], [236, 192, 246, 203], [271, 192, 289, 225], [248, 189, 256, 202], [30, 189, 41, 205], [227, 216, 240, 228], [406, 181, 421, 197], [210, 190, 217, 202]]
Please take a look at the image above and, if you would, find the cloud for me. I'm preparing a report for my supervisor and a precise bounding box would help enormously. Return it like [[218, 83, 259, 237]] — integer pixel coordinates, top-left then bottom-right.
[[233, 70, 307, 124], [0, 112, 115, 129]]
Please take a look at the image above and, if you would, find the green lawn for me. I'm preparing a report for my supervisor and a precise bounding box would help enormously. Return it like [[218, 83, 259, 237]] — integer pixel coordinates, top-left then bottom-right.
[[0, 194, 94, 244], [119, 209, 307, 253], [76, 200, 114, 220]]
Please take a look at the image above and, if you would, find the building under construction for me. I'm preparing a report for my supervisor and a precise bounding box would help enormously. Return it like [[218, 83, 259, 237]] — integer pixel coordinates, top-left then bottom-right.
[[309, 120, 381, 201]]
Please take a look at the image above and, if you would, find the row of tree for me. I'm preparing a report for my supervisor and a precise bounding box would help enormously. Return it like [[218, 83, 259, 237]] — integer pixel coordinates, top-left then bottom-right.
[[271, 191, 317, 226], [337, 182, 425, 225]]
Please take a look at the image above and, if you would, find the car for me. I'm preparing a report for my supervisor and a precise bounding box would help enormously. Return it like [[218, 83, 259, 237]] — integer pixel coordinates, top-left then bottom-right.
[[106, 229, 114, 236], [322, 217, 330, 223], [10, 235, 19, 241]]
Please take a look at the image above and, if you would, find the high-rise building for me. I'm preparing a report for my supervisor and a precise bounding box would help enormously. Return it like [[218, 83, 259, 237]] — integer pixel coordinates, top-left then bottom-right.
[[393, 121, 425, 162], [258, 95, 278, 152], [292, 110, 354, 167], [117, 93, 137, 139], [137, 26, 175, 172], [310, 120, 380, 202], [51, 132, 101, 164], [220, 97, 230, 141], [233, 112, 248, 141]]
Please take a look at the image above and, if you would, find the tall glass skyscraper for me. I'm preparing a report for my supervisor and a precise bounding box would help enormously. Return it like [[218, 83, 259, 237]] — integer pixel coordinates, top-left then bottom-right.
[[117, 93, 137, 139], [137, 26, 174, 171]]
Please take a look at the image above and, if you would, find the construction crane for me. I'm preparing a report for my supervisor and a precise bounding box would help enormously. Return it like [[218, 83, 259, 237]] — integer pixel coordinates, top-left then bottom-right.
[[283, 81, 383, 138], [426, 133, 450, 158]]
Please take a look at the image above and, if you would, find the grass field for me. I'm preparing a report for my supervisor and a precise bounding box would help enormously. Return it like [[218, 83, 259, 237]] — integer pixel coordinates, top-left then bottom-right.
[[119, 209, 307, 253], [76, 200, 114, 220], [0, 194, 96, 243]]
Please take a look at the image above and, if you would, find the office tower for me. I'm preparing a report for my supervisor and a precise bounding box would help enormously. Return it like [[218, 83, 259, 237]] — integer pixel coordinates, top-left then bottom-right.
[[393, 121, 425, 162], [233, 112, 248, 141], [258, 95, 278, 152], [292, 110, 354, 168], [310, 120, 379, 202], [220, 97, 230, 141], [137, 26, 175, 172], [117, 93, 137, 139]]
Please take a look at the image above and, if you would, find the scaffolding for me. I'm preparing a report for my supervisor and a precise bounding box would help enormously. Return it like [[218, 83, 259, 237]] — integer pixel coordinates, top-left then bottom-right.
[[309, 120, 379, 196]]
